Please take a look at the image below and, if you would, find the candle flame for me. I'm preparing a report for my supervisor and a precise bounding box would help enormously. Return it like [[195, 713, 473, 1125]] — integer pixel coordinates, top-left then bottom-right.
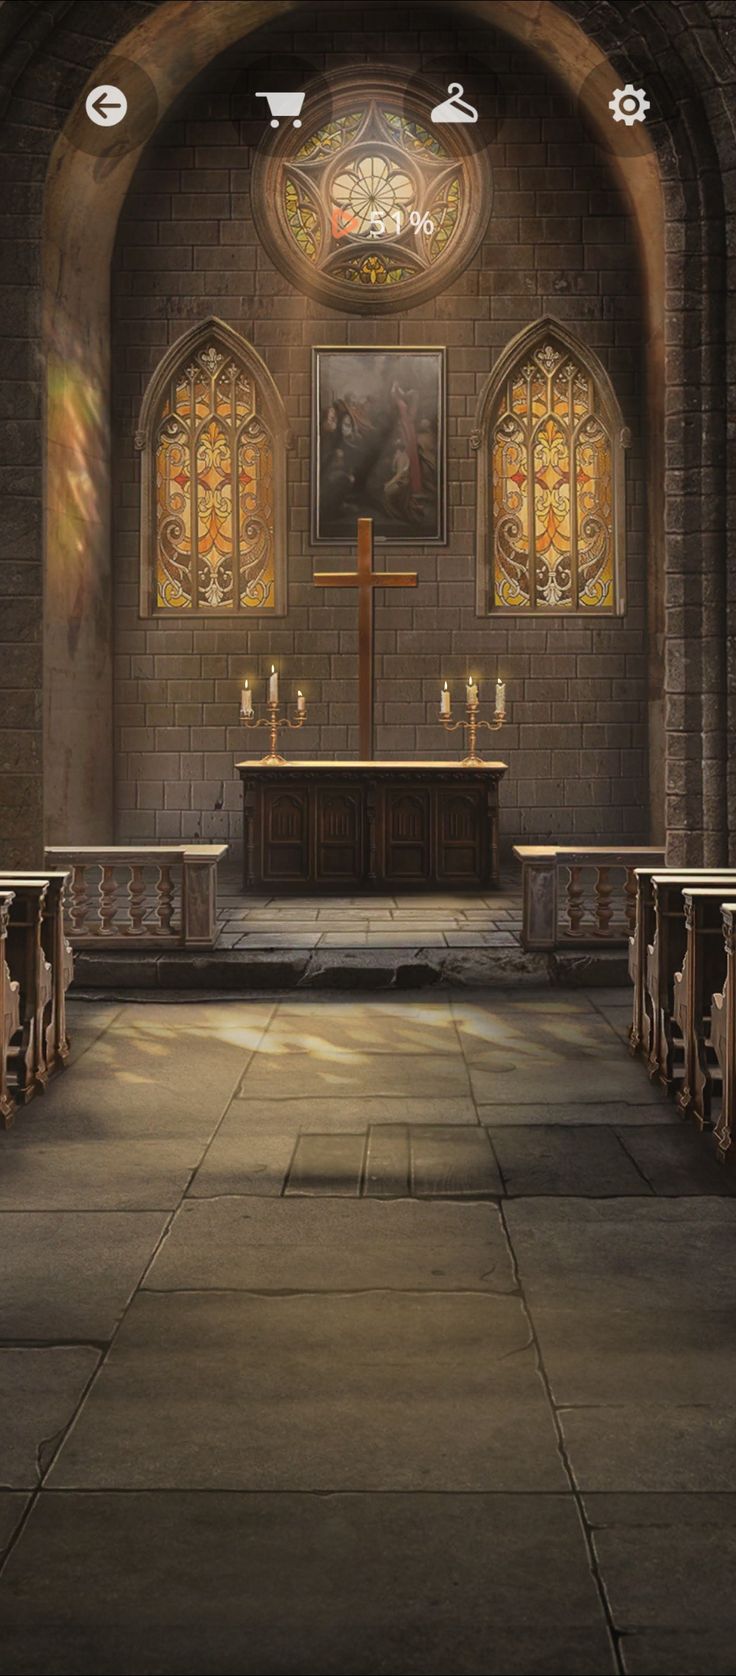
[[443, 680, 448, 690], [271, 665, 276, 674]]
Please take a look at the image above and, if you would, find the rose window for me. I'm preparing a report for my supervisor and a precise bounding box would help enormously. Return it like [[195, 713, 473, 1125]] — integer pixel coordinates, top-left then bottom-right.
[[251, 69, 492, 313], [331, 155, 416, 234]]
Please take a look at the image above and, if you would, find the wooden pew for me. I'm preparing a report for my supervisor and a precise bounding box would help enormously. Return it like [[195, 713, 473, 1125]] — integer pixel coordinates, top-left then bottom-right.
[[629, 868, 736, 1065], [630, 865, 661, 1056], [673, 887, 734, 1128], [2, 878, 53, 1104], [0, 891, 20, 1129], [0, 872, 72, 1084], [645, 871, 736, 1087], [713, 904, 736, 1163]]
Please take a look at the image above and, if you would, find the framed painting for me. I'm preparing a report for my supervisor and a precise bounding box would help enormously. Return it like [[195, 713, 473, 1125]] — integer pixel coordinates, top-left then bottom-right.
[[311, 347, 447, 544]]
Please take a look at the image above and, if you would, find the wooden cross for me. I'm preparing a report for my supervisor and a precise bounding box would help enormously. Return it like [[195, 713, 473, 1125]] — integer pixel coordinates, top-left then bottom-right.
[[313, 517, 417, 759]]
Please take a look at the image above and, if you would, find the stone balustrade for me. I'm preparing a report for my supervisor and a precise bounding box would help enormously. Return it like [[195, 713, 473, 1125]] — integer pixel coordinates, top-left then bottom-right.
[[513, 845, 665, 952], [44, 846, 228, 949]]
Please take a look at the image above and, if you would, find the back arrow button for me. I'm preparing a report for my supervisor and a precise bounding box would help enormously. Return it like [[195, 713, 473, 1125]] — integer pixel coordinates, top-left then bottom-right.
[[85, 84, 128, 128]]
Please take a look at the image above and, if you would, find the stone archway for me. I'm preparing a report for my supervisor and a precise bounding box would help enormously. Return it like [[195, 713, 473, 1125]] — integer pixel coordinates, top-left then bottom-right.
[[38, 0, 724, 861]]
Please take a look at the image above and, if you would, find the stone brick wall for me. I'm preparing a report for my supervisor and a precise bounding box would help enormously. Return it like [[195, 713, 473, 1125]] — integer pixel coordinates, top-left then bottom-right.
[[111, 4, 648, 857], [0, 0, 732, 869]]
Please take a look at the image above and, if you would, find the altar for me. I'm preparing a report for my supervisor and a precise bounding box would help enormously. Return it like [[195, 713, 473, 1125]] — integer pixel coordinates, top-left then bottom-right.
[[238, 761, 507, 892], [237, 518, 508, 893]]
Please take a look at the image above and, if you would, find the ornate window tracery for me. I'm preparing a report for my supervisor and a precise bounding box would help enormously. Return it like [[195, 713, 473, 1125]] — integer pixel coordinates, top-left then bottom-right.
[[473, 319, 628, 615], [252, 69, 491, 313], [135, 321, 287, 617]]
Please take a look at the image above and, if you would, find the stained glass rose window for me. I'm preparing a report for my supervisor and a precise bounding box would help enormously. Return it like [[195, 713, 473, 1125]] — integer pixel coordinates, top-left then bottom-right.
[[252, 71, 491, 312]]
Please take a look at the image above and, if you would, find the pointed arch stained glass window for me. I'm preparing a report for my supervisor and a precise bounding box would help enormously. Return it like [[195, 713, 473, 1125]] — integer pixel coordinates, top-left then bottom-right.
[[137, 323, 287, 617], [480, 330, 627, 614]]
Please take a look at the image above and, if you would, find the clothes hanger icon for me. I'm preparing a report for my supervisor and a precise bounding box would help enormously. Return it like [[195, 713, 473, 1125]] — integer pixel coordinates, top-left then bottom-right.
[[430, 82, 478, 125]]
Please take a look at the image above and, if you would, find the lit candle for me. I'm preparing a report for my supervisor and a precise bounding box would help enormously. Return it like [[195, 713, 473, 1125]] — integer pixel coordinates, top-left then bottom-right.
[[269, 665, 279, 704], [241, 679, 253, 718], [297, 689, 306, 717], [496, 677, 506, 718], [440, 680, 451, 717], [467, 675, 479, 710]]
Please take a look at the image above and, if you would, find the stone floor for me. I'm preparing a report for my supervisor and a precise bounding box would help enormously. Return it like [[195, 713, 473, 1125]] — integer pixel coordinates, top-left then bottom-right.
[[0, 989, 735, 1674], [73, 867, 632, 990], [214, 879, 523, 949]]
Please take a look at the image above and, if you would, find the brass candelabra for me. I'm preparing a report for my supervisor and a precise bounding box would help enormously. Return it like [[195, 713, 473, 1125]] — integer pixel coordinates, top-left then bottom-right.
[[240, 696, 306, 765], [439, 695, 505, 766]]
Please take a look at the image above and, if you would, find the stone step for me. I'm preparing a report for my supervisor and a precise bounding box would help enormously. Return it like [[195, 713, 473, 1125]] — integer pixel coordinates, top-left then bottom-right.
[[69, 943, 630, 994]]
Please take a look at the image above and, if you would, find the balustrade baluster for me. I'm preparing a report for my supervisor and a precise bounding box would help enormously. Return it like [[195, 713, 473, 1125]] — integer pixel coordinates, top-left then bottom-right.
[[565, 865, 585, 937], [127, 864, 146, 936], [594, 864, 614, 937], [98, 865, 118, 936], [156, 864, 175, 934], [44, 846, 225, 948], [514, 845, 667, 953], [69, 864, 88, 936]]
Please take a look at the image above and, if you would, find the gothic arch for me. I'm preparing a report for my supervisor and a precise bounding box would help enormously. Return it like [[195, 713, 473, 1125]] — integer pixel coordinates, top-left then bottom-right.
[[135, 318, 289, 618], [0, 0, 720, 861], [38, 0, 666, 848], [472, 317, 630, 617]]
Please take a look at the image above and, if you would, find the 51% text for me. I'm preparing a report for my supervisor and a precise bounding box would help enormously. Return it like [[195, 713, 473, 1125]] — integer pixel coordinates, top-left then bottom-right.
[[367, 208, 436, 238]]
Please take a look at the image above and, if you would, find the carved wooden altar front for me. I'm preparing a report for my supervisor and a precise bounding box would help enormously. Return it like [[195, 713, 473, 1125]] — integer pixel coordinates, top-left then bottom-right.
[[238, 762, 507, 892]]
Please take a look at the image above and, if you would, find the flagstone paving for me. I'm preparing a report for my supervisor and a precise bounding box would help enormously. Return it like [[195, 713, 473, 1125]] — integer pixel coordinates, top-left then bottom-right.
[[0, 989, 734, 1673], [214, 875, 524, 949]]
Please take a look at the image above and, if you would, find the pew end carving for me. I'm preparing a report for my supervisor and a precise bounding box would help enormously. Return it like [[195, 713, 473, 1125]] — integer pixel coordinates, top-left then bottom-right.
[[713, 904, 736, 1163], [673, 889, 731, 1129], [629, 869, 736, 1082], [1, 878, 53, 1105], [0, 891, 20, 1128], [0, 871, 75, 1123], [628, 872, 736, 1169]]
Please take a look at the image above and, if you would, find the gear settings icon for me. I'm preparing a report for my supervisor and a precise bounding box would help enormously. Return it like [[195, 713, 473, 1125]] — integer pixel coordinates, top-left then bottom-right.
[[609, 84, 650, 126]]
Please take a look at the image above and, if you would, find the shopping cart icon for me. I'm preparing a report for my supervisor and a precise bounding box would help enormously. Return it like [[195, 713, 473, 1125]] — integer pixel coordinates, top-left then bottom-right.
[[256, 91, 305, 129]]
